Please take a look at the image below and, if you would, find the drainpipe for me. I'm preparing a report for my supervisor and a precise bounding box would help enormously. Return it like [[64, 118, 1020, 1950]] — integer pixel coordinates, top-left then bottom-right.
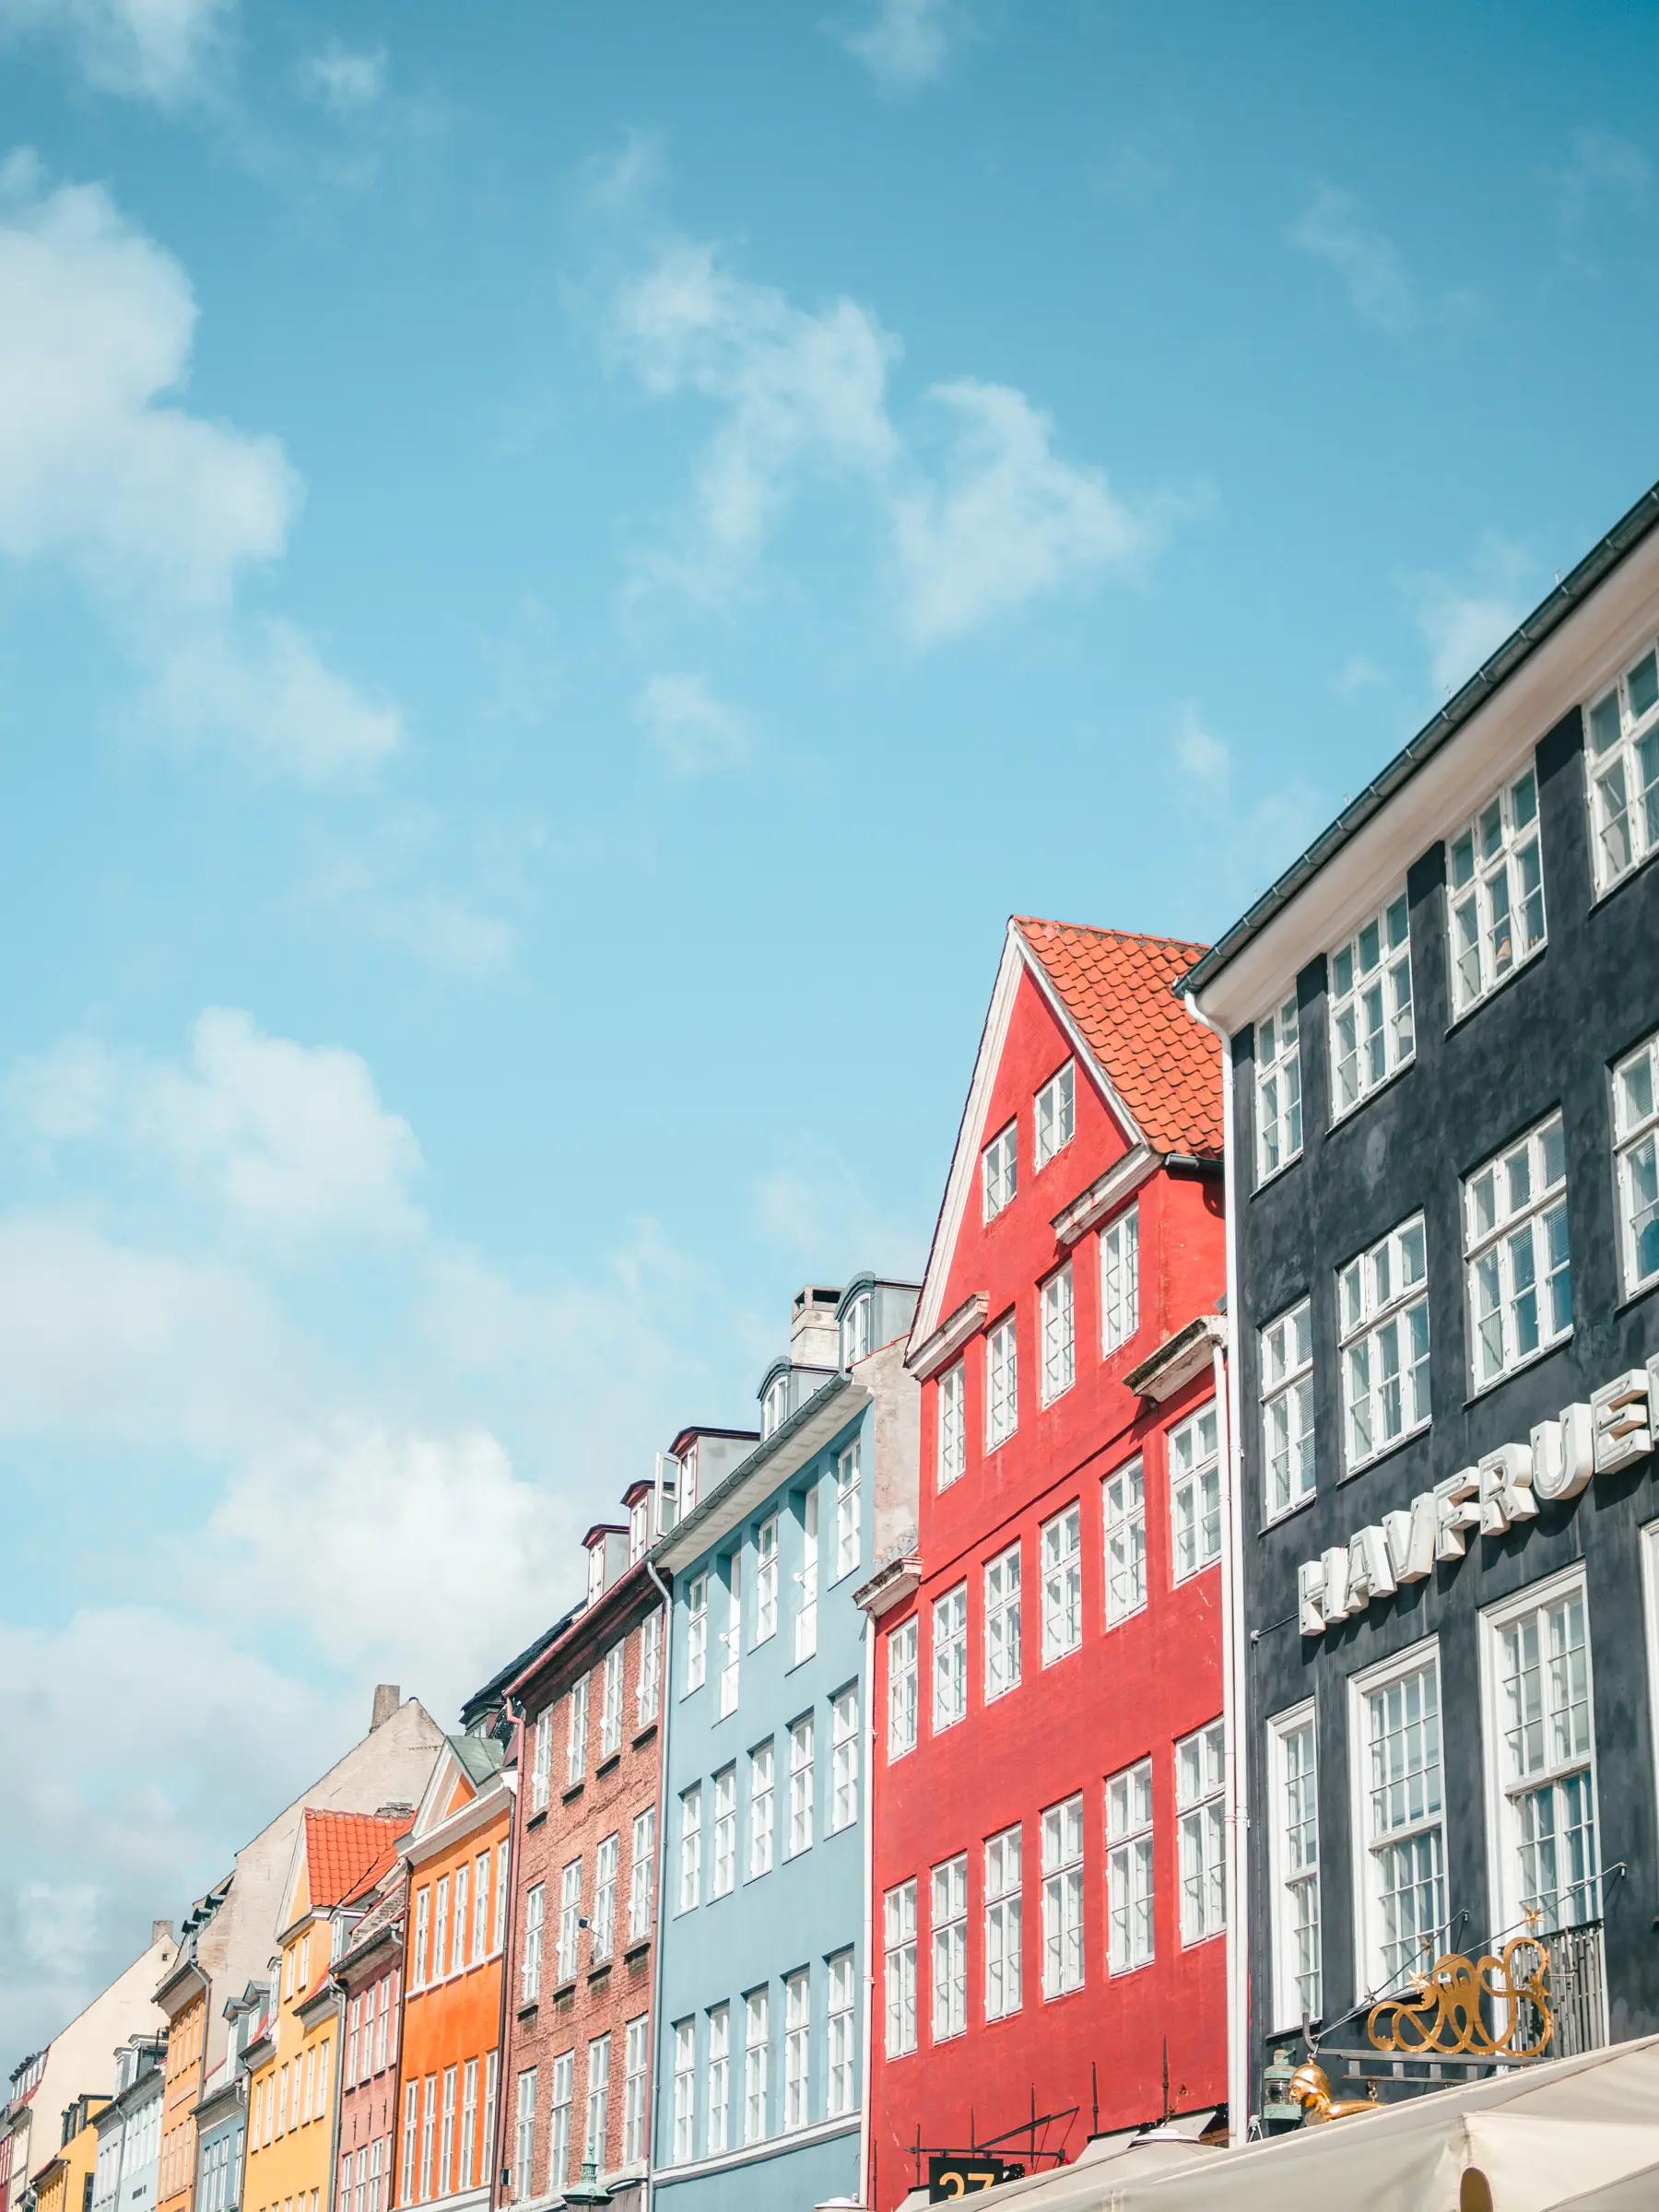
[[856, 1603, 875, 2211], [488, 1699, 524, 2212], [1186, 992, 1250, 2148], [643, 1558, 677, 2212]]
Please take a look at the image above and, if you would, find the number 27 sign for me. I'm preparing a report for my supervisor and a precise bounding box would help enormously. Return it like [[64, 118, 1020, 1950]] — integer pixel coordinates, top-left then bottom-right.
[[928, 2153, 1023, 2198]]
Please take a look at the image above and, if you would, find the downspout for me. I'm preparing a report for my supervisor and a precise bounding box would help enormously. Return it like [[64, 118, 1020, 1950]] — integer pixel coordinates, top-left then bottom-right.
[[488, 1701, 524, 2212], [643, 1558, 677, 2212], [1186, 992, 1250, 2148], [856, 1604, 875, 2210], [321, 1980, 345, 2212]]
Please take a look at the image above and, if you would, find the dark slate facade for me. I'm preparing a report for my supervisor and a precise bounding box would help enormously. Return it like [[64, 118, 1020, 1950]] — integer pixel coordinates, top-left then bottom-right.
[[1184, 474, 1659, 2119]]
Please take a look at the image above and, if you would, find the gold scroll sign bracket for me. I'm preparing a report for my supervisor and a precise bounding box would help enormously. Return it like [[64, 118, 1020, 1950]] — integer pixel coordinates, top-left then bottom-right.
[[1366, 1923, 1553, 2060]]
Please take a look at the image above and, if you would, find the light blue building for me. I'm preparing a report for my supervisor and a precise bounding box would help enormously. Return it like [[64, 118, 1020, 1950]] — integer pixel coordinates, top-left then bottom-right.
[[649, 1279, 918, 2212], [90, 2041, 164, 2212]]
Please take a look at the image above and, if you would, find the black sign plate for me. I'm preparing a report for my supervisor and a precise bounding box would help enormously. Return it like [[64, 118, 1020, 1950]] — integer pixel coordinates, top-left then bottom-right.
[[927, 2152, 1024, 2198]]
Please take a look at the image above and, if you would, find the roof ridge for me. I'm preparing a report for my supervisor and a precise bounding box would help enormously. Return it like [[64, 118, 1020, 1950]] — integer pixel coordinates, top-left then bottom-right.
[[1012, 913, 1211, 955]]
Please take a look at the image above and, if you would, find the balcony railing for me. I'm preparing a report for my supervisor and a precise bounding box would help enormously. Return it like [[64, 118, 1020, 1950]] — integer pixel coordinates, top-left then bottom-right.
[[1544, 1920, 1608, 2058]]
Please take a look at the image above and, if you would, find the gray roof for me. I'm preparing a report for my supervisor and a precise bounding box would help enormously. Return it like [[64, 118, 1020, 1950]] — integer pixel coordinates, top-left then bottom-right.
[[447, 1733, 504, 1788], [1178, 471, 1659, 1005]]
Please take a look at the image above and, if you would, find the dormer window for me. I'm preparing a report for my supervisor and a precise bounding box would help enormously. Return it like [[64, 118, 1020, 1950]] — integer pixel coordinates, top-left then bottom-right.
[[1035, 1062, 1076, 1169], [982, 1123, 1018, 1219], [762, 1374, 790, 1438], [587, 1542, 606, 1606], [679, 1443, 699, 1514], [629, 1495, 650, 1564], [841, 1292, 873, 1369]]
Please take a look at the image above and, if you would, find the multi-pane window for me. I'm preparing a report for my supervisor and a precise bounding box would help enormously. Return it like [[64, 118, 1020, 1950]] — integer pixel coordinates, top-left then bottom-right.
[[749, 1741, 775, 1878], [686, 1574, 708, 1693], [933, 1583, 968, 1731], [983, 1827, 1022, 2020], [678, 1785, 701, 1913], [884, 1880, 918, 2058], [1170, 1405, 1221, 1581], [1107, 1759, 1154, 1974], [1465, 1114, 1572, 1390], [841, 1289, 874, 1367], [831, 1686, 859, 1831], [1035, 1061, 1076, 1168], [583, 2035, 608, 2174], [530, 1710, 552, 1815], [783, 1970, 810, 2132], [556, 1860, 580, 1984], [827, 1951, 856, 2116], [1177, 1721, 1226, 1946], [1362, 1652, 1445, 1989], [1449, 765, 1547, 1017], [1616, 1030, 1659, 1294], [1270, 1709, 1321, 2029], [628, 1808, 654, 1943], [671, 2021, 695, 2165], [433, 1876, 450, 1985], [1102, 1459, 1146, 1625], [547, 2053, 571, 2197], [453, 1864, 469, 1974], [719, 1558, 742, 1719], [984, 1544, 1021, 1700], [1041, 1795, 1085, 1997], [637, 1607, 662, 1727], [888, 1617, 919, 1759], [834, 1442, 862, 1580], [512, 2071, 535, 2202], [982, 1121, 1017, 1218], [599, 1642, 624, 1761], [1329, 892, 1415, 1117], [1261, 1300, 1315, 1519], [1586, 633, 1659, 893], [788, 1714, 815, 1855], [1255, 994, 1303, 1182], [712, 1766, 736, 1899], [743, 1989, 770, 2145], [621, 2015, 648, 2166], [755, 1516, 779, 1645], [937, 1361, 966, 1488], [520, 1883, 545, 2005], [460, 2059, 477, 2191], [592, 1835, 618, 1962], [986, 1316, 1018, 1449], [1041, 1263, 1076, 1404], [1041, 1503, 1082, 1664], [706, 2005, 730, 2156], [440, 2065, 456, 2194], [1101, 1204, 1140, 1353], [795, 1488, 818, 1663], [1339, 1217, 1430, 1469], [566, 1676, 588, 1790], [1493, 1583, 1599, 1932], [932, 1855, 968, 2041]]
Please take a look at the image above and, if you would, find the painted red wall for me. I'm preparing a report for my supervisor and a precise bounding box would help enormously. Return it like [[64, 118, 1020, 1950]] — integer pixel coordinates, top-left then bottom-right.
[[867, 964, 1228, 2206]]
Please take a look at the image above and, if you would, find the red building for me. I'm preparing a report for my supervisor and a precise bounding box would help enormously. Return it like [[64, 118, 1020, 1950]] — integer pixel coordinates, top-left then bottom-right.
[[861, 918, 1229, 2203]]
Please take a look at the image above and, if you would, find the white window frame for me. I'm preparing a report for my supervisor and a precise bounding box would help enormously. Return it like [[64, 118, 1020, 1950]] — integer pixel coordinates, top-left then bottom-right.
[[1169, 1404, 1221, 1582], [599, 1642, 624, 1762], [622, 2014, 648, 2168], [530, 1709, 552, 1816], [706, 2003, 730, 2156], [788, 1712, 815, 1857], [1176, 1720, 1226, 1947], [628, 1807, 654, 1943], [983, 1826, 1022, 2021], [1107, 1757, 1154, 1976], [888, 1616, 919, 1759], [1339, 1215, 1431, 1471], [1041, 1502, 1081, 1665], [1041, 1794, 1084, 1998], [512, 2070, 535, 2203], [1102, 1458, 1146, 1626], [986, 1316, 1018, 1449], [582, 2033, 608, 2173], [933, 1583, 968, 1733], [783, 1968, 810, 2132], [931, 1854, 968, 2042], [591, 1834, 618, 1963], [1479, 1565, 1602, 1939], [678, 1784, 701, 1914], [670, 2021, 695, 2166], [743, 1988, 770, 2145], [555, 1860, 579, 1985], [984, 1543, 1021, 1702], [521, 1882, 545, 2005], [712, 1766, 736, 1899], [565, 1675, 588, 1790], [719, 1555, 742, 1719], [1034, 1060, 1076, 1170], [1261, 1298, 1316, 1522], [1328, 888, 1415, 1120], [883, 1880, 917, 2059], [1614, 1030, 1659, 1298], [637, 1606, 662, 1728], [1448, 761, 1547, 1019], [827, 1949, 856, 2117], [1101, 1203, 1140, 1354], [1041, 1262, 1076, 1405], [841, 1289, 874, 1369], [830, 1685, 859, 1832], [1585, 631, 1659, 896], [686, 1573, 708, 1692], [1254, 992, 1303, 1185], [982, 1120, 1017, 1218], [794, 1486, 819, 1663], [1266, 1701, 1321, 2030], [834, 1441, 862, 1582], [937, 1361, 966, 1488], [748, 1740, 775, 1879], [754, 1515, 779, 1645], [1348, 1637, 1446, 1997], [1464, 1112, 1572, 1393]]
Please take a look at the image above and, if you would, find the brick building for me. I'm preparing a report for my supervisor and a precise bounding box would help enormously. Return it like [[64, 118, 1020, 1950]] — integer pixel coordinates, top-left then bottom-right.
[[330, 1861, 405, 2212]]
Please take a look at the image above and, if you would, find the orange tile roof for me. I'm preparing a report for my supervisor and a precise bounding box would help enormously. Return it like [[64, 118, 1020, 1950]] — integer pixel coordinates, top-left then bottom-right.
[[302, 1810, 408, 1913], [1013, 918, 1223, 1155]]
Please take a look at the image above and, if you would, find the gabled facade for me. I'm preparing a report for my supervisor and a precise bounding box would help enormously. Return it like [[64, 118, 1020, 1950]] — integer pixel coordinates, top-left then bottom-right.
[[865, 920, 1229, 2204], [31, 2092, 109, 2212], [650, 1288, 919, 2212], [393, 1739, 511, 2212], [328, 1865, 403, 2212], [92, 2041, 167, 2212], [1183, 471, 1659, 2123]]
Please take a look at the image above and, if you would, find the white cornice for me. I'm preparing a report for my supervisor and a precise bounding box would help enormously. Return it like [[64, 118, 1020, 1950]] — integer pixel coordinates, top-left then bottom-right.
[[906, 1292, 987, 1381], [1050, 1143, 1158, 1248]]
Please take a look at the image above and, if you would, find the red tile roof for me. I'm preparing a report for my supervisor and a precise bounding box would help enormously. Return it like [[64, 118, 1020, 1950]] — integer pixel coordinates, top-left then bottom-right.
[[1013, 918, 1223, 1155], [302, 1810, 407, 1914]]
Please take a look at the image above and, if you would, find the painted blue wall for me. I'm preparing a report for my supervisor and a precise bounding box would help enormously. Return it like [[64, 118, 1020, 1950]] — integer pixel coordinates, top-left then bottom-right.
[[194, 2100, 243, 2212], [651, 1389, 872, 2208]]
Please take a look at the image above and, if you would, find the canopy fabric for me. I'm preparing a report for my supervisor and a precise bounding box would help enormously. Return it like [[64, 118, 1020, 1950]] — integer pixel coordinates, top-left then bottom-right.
[[971, 2036, 1659, 2212], [1543, 2159, 1659, 2209]]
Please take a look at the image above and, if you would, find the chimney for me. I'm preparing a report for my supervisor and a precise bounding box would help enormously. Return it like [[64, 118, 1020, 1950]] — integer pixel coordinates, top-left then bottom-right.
[[151, 1920, 174, 1948], [371, 1684, 400, 1732], [790, 1286, 842, 1371]]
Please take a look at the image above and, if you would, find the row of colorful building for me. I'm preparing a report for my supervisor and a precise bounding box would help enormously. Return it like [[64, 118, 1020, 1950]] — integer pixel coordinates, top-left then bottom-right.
[[8, 466, 1659, 2210]]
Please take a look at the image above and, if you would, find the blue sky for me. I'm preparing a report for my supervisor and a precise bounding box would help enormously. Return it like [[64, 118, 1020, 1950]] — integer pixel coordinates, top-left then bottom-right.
[[1, 0, 1655, 2058]]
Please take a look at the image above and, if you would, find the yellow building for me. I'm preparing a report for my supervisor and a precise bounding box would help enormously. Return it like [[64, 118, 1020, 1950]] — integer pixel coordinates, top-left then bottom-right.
[[31, 2096, 109, 2212], [242, 1813, 406, 2212]]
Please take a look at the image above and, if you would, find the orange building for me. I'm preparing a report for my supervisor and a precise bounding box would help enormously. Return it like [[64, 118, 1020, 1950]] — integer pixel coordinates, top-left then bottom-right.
[[392, 1739, 512, 2212], [243, 1815, 406, 2212], [155, 1888, 229, 2212]]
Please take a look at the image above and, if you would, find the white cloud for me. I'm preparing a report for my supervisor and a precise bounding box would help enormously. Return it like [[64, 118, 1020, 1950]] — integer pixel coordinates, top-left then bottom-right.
[[753, 1138, 923, 1283], [610, 230, 1159, 643], [300, 41, 387, 114], [636, 672, 752, 775], [1548, 129, 1652, 229], [1174, 704, 1230, 789], [0, 159, 401, 782], [1409, 532, 1535, 696], [1288, 185, 1418, 336], [0, 0, 233, 107], [832, 0, 971, 94], [1165, 703, 1322, 905]]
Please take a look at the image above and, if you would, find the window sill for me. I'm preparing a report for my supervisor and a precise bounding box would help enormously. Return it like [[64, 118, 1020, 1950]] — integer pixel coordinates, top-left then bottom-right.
[[587, 1963, 612, 1987], [1102, 1603, 1148, 1631], [1590, 839, 1659, 910], [1616, 1272, 1659, 1316], [525, 1809, 547, 1830], [1327, 1053, 1417, 1134], [595, 1753, 620, 1780], [1464, 1331, 1573, 1407], [549, 1979, 575, 2006], [631, 1722, 658, 1749], [1444, 940, 1547, 1032], [1106, 1958, 1157, 1981], [1260, 1490, 1318, 1535], [560, 1782, 584, 1806], [1180, 1928, 1226, 1952], [1251, 1149, 1304, 1198], [1338, 1419, 1432, 1484], [622, 1938, 650, 1965], [515, 2002, 537, 2024]]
